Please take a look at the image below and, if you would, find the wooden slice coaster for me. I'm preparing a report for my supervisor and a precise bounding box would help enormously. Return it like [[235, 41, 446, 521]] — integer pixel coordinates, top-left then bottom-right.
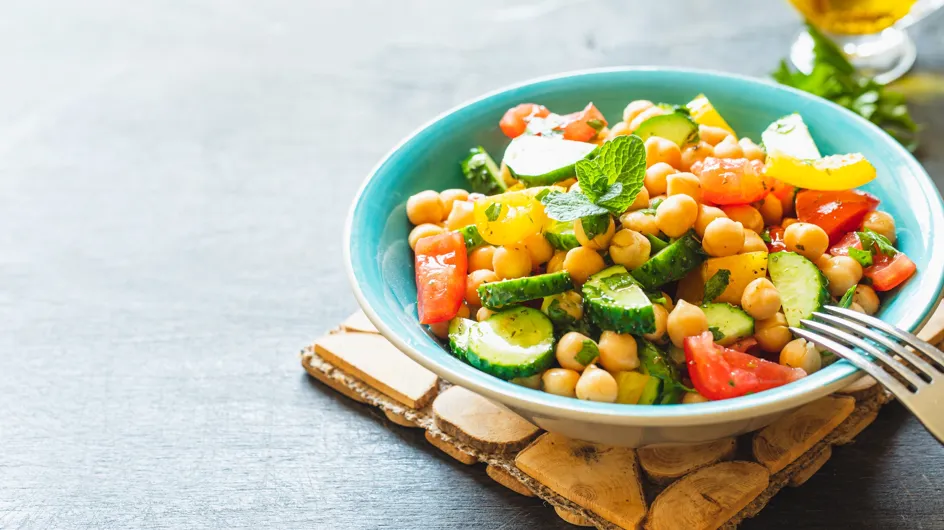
[[515, 433, 647, 530], [789, 445, 832, 487], [384, 409, 418, 428], [425, 431, 478, 465], [301, 352, 368, 404], [432, 386, 540, 454], [753, 395, 855, 474], [486, 465, 534, 497], [645, 461, 769, 530], [315, 332, 439, 409], [638, 438, 737, 485], [555, 506, 595, 527], [341, 311, 379, 334], [832, 408, 880, 446]]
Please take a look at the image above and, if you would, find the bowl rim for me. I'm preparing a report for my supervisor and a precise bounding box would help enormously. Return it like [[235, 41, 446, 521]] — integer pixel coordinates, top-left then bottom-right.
[[344, 66, 944, 427]]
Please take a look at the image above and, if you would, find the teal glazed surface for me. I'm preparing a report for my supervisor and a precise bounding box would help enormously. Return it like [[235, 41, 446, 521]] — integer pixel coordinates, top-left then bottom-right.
[[345, 68, 944, 428]]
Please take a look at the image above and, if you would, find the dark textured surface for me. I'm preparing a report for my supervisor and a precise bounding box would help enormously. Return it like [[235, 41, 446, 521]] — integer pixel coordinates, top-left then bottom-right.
[[2, 1, 943, 529]]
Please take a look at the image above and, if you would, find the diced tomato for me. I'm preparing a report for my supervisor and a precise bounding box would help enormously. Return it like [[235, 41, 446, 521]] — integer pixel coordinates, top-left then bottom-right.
[[766, 226, 786, 253], [795, 189, 879, 244], [499, 103, 550, 138], [729, 337, 758, 353], [770, 178, 796, 203], [865, 252, 916, 291], [685, 332, 806, 401], [414, 232, 468, 324], [828, 231, 862, 257], [560, 103, 607, 142], [695, 157, 770, 205]]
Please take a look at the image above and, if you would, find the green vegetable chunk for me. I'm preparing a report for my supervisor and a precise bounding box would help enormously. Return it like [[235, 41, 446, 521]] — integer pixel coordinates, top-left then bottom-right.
[[582, 266, 655, 335], [458, 225, 485, 250], [503, 135, 598, 187], [478, 271, 574, 310], [838, 284, 857, 309], [447, 317, 476, 360], [703, 269, 731, 304], [636, 376, 662, 405], [460, 146, 507, 195], [768, 251, 830, 327], [701, 303, 754, 346], [630, 232, 705, 290], [544, 220, 580, 251], [634, 112, 699, 147], [466, 307, 556, 380]]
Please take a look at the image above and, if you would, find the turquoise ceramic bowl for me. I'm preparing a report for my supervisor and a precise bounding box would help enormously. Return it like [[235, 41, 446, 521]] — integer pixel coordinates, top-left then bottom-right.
[[345, 68, 944, 446]]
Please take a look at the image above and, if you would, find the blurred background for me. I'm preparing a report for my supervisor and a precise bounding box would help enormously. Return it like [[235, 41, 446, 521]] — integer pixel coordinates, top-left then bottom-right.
[[2, 1, 942, 529]]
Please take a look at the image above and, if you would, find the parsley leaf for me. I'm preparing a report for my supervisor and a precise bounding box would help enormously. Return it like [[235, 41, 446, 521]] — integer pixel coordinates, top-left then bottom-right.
[[484, 202, 503, 221], [580, 213, 610, 241], [760, 229, 772, 244], [540, 191, 609, 222], [575, 340, 600, 366], [773, 24, 918, 151], [838, 284, 857, 309], [586, 118, 606, 131], [703, 269, 731, 303], [709, 327, 725, 342], [857, 228, 898, 257], [848, 247, 873, 267]]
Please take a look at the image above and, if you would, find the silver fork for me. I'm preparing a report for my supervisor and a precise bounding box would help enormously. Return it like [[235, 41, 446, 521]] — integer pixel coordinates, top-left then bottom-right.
[[790, 306, 944, 444]]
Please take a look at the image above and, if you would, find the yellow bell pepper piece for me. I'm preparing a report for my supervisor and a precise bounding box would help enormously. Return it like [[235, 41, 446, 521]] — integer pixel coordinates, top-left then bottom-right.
[[675, 251, 769, 306], [686, 94, 736, 137], [764, 153, 876, 191], [473, 190, 547, 246]]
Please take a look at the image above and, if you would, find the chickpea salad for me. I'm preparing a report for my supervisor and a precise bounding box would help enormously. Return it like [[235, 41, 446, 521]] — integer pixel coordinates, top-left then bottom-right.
[[406, 95, 917, 405]]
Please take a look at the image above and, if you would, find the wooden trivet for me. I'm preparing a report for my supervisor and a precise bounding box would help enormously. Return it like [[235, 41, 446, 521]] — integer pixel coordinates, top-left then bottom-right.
[[301, 308, 944, 530]]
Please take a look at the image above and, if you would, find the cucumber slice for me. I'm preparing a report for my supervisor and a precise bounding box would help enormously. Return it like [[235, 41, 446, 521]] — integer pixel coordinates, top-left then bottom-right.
[[448, 317, 476, 360], [458, 225, 485, 250], [466, 307, 555, 380], [461, 146, 507, 195], [637, 338, 681, 388], [615, 371, 652, 404], [503, 135, 598, 186], [630, 232, 705, 290], [544, 220, 580, 251], [541, 291, 583, 328], [637, 376, 663, 405], [646, 233, 669, 254], [582, 266, 656, 335], [635, 112, 700, 147], [701, 303, 754, 346], [768, 251, 830, 328], [478, 271, 574, 310], [762, 113, 821, 160]]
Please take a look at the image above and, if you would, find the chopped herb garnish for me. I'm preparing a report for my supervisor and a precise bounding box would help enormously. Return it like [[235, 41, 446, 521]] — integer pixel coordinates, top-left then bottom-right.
[[586, 118, 605, 131], [709, 327, 725, 342], [703, 269, 731, 303], [575, 340, 600, 366], [484, 202, 503, 222], [580, 213, 611, 241], [857, 228, 898, 257], [848, 247, 874, 267], [838, 284, 857, 309], [760, 229, 772, 244]]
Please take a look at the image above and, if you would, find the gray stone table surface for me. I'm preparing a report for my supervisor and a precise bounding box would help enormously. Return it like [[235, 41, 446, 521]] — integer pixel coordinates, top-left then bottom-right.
[[2, 1, 943, 528]]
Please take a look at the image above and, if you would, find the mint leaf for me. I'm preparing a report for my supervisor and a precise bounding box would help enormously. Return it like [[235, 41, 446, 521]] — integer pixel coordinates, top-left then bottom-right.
[[703, 269, 731, 303], [575, 158, 609, 202], [858, 228, 898, 257], [540, 190, 609, 222], [848, 247, 873, 267], [484, 202, 503, 222], [838, 284, 857, 309], [596, 135, 647, 214], [575, 340, 600, 366], [580, 213, 610, 241]]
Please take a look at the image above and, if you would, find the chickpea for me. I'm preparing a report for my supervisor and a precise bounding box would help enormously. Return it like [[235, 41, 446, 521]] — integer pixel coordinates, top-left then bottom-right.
[[754, 312, 793, 352], [468, 246, 495, 272], [542, 368, 581, 398], [742, 229, 768, 253], [522, 233, 554, 265], [626, 186, 650, 212], [492, 245, 532, 279], [476, 307, 495, 322], [682, 392, 710, 404], [741, 278, 781, 320], [609, 229, 651, 269], [712, 135, 744, 159], [699, 125, 731, 146], [629, 106, 666, 132], [758, 194, 783, 227], [680, 141, 715, 172], [456, 302, 471, 319], [849, 302, 867, 314], [406, 190, 445, 225], [620, 210, 661, 237], [821, 256, 864, 297], [562, 247, 606, 284], [576, 216, 616, 250], [428, 320, 450, 339], [861, 211, 896, 243], [466, 269, 499, 306], [623, 99, 655, 123], [702, 218, 744, 257], [548, 291, 584, 322], [812, 253, 832, 270], [666, 172, 702, 202], [655, 194, 699, 238], [781, 217, 799, 228], [444, 200, 476, 230], [644, 162, 675, 196], [645, 137, 682, 169], [546, 250, 567, 274], [556, 332, 597, 372], [643, 304, 669, 342], [606, 121, 632, 140], [408, 224, 445, 250], [598, 331, 640, 372], [854, 284, 880, 315], [780, 338, 822, 374], [468, 192, 486, 202], [783, 222, 829, 260], [721, 204, 763, 234], [739, 138, 766, 161], [439, 189, 470, 218], [667, 300, 709, 348], [575, 365, 619, 403], [694, 204, 727, 238]]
